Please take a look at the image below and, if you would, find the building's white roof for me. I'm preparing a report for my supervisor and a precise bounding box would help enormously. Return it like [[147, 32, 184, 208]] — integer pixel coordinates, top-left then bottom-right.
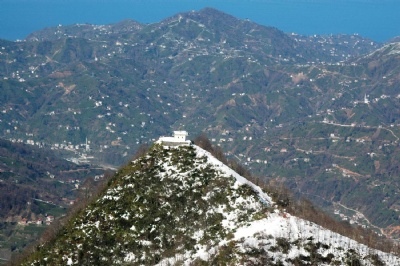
[[174, 131, 188, 136], [159, 136, 181, 142]]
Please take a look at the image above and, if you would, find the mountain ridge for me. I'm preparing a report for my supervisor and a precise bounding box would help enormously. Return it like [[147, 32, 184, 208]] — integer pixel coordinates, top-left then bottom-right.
[[18, 141, 400, 265]]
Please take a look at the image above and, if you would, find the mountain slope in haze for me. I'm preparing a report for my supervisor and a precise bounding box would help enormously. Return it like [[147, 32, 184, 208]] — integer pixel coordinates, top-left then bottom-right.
[[0, 138, 105, 262], [21, 142, 400, 265], [0, 138, 105, 220]]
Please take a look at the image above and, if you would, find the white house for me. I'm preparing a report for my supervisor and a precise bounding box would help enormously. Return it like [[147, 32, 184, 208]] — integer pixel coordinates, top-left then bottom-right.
[[157, 131, 190, 146], [173, 131, 188, 141]]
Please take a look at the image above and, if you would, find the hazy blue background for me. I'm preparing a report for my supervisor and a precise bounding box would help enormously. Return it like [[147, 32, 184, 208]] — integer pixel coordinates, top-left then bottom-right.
[[1, 0, 399, 42]]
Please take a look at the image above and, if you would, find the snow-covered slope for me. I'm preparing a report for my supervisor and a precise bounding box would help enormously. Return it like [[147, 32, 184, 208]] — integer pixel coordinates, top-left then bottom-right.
[[22, 143, 399, 265], [231, 212, 400, 265], [162, 145, 400, 266]]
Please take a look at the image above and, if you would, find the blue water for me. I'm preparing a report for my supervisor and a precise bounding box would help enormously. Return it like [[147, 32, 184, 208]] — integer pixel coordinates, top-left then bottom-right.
[[0, 0, 399, 42]]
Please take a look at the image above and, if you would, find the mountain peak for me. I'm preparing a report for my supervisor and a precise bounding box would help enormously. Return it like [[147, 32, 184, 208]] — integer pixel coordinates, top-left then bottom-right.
[[20, 142, 400, 265], [166, 7, 251, 31], [197, 7, 237, 18]]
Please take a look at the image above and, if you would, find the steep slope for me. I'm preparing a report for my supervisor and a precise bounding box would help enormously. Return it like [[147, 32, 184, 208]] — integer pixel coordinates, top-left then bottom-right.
[[21, 142, 399, 265], [356, 42, 400, 82]]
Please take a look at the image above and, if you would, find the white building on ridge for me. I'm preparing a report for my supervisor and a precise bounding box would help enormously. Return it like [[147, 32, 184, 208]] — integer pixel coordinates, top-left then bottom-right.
[[173, 131, 188, 141], [157, 131, 190, 146]]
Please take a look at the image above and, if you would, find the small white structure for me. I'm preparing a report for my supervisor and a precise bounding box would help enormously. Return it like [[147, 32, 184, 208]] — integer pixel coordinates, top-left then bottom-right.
[[157, 131, 190, 146], [173, 131, 188, 141], [364, 94, 369, 104]]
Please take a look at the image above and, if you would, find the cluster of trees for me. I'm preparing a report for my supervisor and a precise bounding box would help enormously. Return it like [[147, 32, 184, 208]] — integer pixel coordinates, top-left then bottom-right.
[[0, 184, 37, 219]]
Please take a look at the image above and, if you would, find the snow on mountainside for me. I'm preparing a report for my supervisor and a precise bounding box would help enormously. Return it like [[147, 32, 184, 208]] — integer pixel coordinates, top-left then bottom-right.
[[169, 145, 400, 266], [21, 142, 400, 265]]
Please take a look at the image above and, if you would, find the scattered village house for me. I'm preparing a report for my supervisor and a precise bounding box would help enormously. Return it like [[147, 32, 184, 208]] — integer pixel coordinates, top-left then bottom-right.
[[46, 216, 55, 225], [18, 218, 28, 226]]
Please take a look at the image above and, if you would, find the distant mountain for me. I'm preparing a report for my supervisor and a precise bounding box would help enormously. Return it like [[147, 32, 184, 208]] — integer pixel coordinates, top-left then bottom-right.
[[388, 36, 400, 43], [25, 19, 144, 42], [19, 141, 400, 265], [1, 7, 400, 241]]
